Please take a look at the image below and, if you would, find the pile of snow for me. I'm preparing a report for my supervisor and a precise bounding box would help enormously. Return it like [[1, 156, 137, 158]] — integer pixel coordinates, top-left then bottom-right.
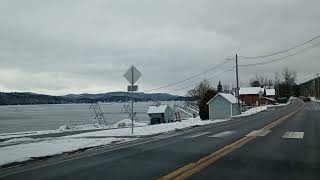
[[311, 97, 320, 102], [57, 124, 108, 132], [243, 106, 268, 115], [0, 137, 135, 166], [233, 106, 268, 117], [69, 117, 229, 138], [113, 119, 148, 128]]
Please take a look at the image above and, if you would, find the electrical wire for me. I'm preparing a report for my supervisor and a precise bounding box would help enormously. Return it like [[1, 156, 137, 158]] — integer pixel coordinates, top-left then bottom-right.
[[167, 66, 236, 94], [239, 35, 320, 59], [239, 41, 320, 67], [144, 60, 232, 92]]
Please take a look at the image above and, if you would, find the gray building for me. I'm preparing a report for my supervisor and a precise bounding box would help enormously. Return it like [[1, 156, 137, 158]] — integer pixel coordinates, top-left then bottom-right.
[[147, 105, 174, 124], [207, 93, 241, 119]]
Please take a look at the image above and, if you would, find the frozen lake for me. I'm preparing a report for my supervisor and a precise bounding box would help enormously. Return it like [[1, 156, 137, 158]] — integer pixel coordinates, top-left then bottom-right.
[[0, 101, 185, 134]]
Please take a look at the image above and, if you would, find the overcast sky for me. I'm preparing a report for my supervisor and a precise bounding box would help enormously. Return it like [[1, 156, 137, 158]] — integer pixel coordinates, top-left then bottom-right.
[[0, 0, 319, 96]]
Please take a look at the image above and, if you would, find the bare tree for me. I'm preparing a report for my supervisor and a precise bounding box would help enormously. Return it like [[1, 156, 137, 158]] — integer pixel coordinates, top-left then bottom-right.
[[186, 79, 213, 105], [222, 84, 230, 92], [186, 79, 217, 120], [274, 72, 281, 96], [282, 68, 297, 87], [249, 74, 274, 87]]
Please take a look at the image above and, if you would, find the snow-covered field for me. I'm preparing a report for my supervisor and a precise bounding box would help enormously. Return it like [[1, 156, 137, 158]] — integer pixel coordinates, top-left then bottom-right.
[[0, 118, 227, 167]]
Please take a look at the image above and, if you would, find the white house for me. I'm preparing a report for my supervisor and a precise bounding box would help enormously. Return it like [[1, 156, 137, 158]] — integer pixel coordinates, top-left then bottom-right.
[[147, 105, 174, 124], [266, 88, 276, 97], [207, 93, 241, 120]]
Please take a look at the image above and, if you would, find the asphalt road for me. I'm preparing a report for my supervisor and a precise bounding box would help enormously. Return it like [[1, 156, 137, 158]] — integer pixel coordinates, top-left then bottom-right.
[[191, 101, 320, 180], [1, 99, 315, 180]]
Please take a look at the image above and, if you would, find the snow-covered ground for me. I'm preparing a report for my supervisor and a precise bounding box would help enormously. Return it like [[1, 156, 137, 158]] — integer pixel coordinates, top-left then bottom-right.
[[0, 117, 228, 167], [69, 118, 229, 138], [235, 106, 268, 117], [233, 97, 294, 118], [0, 137, 135, 166], [113, 119, 149, 128]]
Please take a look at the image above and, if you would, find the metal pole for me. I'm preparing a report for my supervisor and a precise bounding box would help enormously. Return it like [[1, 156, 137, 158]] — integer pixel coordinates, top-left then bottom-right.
[[317, 73, 320, 99], [236, 54, 240, 109], [316, 78, 317, 97], [131, 66, 134, 134]]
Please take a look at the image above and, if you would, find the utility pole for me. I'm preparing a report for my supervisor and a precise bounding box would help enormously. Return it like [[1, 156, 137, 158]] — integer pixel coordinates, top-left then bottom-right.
[[317, 73, 320, 99], [235, 54, 240, 109]]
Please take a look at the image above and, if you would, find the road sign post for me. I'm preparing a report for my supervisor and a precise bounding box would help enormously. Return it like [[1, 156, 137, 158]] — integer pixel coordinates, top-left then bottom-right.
[[123, 65, 141, 134]]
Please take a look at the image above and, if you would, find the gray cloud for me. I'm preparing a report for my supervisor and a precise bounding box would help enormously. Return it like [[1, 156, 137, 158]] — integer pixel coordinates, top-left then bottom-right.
[[0, 0, 319, 95]]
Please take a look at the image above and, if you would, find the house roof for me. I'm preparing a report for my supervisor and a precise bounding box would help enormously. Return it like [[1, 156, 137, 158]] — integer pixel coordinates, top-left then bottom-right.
[[207, 93, 238, 105], [239, 87, 264, 95], [266, 89, 275, 96], [147, 105, 169, 114]]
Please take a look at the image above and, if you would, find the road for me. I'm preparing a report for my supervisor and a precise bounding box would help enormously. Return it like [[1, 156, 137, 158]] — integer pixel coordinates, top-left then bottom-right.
[[1, 100, 319, 180]]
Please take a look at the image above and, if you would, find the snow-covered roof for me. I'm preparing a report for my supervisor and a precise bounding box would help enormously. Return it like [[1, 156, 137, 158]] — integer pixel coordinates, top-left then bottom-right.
[[239, 87, 264, 95], [147, 105, 169, 114], [207, 93, 238, 105], [266, 89, 275, 96]]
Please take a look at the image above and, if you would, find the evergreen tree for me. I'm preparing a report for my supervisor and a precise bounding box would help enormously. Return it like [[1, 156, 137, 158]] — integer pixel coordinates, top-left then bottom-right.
[[217, 81, 223, 92]]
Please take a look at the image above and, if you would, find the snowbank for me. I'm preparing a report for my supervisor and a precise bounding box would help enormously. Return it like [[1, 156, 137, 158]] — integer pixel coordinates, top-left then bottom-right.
[[0, 137, 135, 166], [233, 97, 295, 118], [311, 97, 320, 103], [243, 106, 268, 115], [69, 118, 229, 138], [113, 119, 148, 128], [233, 106, 268, 117], [57, 123, 108, 132]]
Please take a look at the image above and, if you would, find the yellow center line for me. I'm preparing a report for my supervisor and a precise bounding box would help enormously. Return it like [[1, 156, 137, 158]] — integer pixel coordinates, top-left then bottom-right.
[[159, 104, 305, 180]]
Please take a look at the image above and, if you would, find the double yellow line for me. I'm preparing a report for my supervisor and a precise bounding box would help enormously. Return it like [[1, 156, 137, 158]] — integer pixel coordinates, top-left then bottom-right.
[[159, 104, 305, 180]]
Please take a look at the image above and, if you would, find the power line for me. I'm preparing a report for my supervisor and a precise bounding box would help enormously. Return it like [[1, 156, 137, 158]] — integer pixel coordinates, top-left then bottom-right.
[[167, 66, 235, 94], [239, 35, 320, 60], [144, 60, 231, 92], [144, 35, 320, 94], [239, 41, 320, 67]]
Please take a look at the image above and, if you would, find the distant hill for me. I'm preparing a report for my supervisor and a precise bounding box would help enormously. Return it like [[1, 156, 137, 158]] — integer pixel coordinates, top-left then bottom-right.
[[0, 91, 192, 105], [299, 77, 320, 97]]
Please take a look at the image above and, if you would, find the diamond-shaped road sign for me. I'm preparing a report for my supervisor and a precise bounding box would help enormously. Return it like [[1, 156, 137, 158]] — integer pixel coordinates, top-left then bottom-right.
[[123, 65, 141, 85]]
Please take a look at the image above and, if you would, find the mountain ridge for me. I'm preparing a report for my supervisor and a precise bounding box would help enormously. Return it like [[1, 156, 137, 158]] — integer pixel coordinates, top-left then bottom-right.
[[0, 91, 192, 105]]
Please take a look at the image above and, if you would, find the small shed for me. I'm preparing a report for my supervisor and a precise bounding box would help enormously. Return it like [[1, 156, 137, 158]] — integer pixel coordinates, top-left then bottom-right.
[[207, 93, 241, 119], [147, 105, 174, 125]]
